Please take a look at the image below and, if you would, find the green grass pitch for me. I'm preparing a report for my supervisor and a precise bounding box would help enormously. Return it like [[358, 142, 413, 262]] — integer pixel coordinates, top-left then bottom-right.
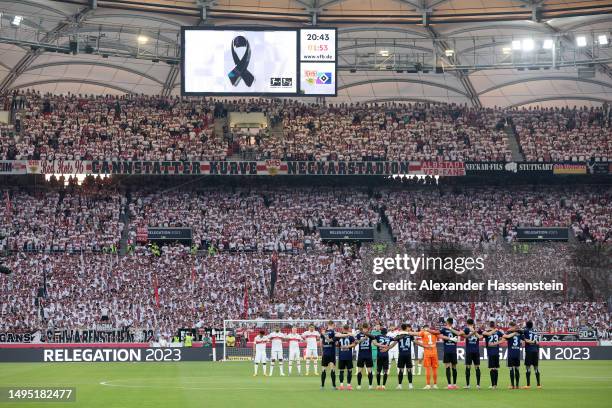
[[0, 361, 610, 407]]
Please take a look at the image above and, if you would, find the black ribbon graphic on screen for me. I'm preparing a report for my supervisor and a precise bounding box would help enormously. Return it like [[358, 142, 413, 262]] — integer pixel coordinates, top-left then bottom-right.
[[228, 36, 254, 87]]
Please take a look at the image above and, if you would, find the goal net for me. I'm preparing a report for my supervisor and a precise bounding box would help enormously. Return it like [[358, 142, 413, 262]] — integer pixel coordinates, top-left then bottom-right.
[[222, 319, 346, 361]]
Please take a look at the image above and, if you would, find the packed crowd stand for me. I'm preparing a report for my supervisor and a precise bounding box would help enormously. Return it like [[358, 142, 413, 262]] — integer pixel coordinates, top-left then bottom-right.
[[128, 187, 379, 252], [1, 91, 610, 162], [0, 91, 610, 339], [2, 184, 609, 254], [0, 183, 610, 339], [0, 248, 609, 340], [511, 104, 611, 162], [1, 181, 124, 253], [385, 186, 612, 244]]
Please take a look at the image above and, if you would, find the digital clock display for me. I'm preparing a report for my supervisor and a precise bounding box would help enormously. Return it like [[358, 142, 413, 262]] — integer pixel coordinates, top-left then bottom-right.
[[305, 44, 329, 52], [298, 28, 337, 96], [300, 29, 336, 61], [305, 33, 330, 41]]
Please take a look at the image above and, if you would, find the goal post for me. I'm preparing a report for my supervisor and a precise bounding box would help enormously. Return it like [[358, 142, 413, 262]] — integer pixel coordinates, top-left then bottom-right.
[[222, 319, 346, 361]]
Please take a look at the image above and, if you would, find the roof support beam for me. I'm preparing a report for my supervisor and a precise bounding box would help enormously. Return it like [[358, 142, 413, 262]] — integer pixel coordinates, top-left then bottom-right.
[[394, 0, 431, 25], [0, 0, 69, 18], [429, 0, 452, 9], [363, 96, 459, 105], [509, 95, 611, 108], [338, 27, 429, 39], [295, 0, 347, 25], [395, 0, 424, 10], [515, 0, 544, 22], [25, 61, 165, 86], [196, 1, 217, 22], [161, 64, 179, 97], [86, 13, 184, 28], [74, 27, 176, 45], [0, 15, 46, 32], [320, 0, 345, 7], [426, 26, 481, 107], [296, 0, 320, 26], [542, 22, 612, 83], [478, 76, 612, 96], [339, 42, 432, 54], [0, 6, 93, 95], [9, 78, 133, 94], [444, 22, 549, 37], [339, 78, 469, 97], [563, 15, 612, 32]]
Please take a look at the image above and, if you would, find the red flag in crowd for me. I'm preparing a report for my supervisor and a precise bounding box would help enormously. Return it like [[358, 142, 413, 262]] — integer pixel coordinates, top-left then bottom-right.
[[4, 191, 11, 216], [242, 285, 249, 319], [154, 274, 160, 307], [79, 250, 85, 276]]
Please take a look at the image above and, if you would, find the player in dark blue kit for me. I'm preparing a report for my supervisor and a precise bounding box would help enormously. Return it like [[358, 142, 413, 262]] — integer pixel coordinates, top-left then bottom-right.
[[460, 318, 482, 389], [438, 318, 460, 389], [387, 323, 420, 389], [503, 321, 524, 389], [372, 327, 393, 390], [482, 321, 504, 389], [355, 323, 375, 389], [523, 320, 542, 388], [336, 324, 356, 390], [320, 320, 344, 389]]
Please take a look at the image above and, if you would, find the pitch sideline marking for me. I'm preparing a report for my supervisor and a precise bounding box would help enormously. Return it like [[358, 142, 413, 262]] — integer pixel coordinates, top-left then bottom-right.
[[99, 380, 267, 391]]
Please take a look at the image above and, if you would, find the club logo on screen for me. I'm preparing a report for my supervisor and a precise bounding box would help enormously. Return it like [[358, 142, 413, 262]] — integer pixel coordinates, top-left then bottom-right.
[[316, 73, 332, 84], [228, 36, 254, 87], [304, 70, 332, 85]]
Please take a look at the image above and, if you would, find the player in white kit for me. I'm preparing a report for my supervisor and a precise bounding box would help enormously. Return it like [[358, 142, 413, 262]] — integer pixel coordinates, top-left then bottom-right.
[[253, 330, 269, 376], [268, 327, 286, 376], [301, 324, 320, 376], [387, 325, 400, 373], [286, 326, 303, 375], [412, 334, 424, 375]]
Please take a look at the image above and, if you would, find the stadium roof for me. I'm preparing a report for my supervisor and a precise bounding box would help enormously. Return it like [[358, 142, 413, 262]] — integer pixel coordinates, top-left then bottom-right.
[[0, 0, 611, 107]]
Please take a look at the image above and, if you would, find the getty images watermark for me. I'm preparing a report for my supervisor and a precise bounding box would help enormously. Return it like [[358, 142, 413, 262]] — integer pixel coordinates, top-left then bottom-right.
[[371, 253, 564, 292], [373, 254, 485, 275]]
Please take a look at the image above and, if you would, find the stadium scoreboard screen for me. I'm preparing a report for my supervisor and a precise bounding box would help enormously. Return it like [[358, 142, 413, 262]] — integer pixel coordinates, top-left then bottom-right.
[[181, 27, 337, 96]]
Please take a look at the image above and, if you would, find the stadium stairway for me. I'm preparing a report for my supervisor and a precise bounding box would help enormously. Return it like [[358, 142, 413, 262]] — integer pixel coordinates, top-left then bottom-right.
[[268, 119, 284, 137], [260, 119, 285, 157], [119, 192, 132, 255], [568, 229, 578, 243], [227, 152, 244, 161], [9, 108, 25, 136], [504, 119, 525, 162], [214, 115, 228, 139], [374, 213, 395, 244]]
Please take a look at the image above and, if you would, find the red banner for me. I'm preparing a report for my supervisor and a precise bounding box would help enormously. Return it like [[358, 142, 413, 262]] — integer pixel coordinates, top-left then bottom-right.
[[136, 227, 148, 243]]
